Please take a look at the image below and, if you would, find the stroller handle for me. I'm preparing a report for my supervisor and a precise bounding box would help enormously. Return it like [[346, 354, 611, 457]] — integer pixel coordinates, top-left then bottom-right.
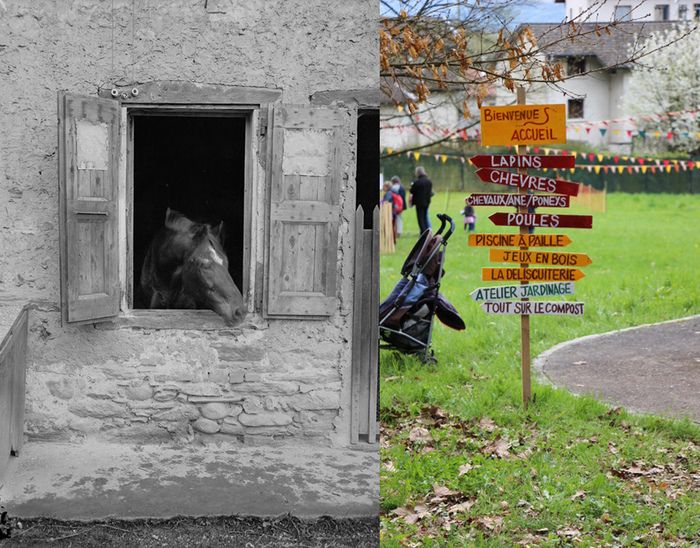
[[436, 214, 455, 243]]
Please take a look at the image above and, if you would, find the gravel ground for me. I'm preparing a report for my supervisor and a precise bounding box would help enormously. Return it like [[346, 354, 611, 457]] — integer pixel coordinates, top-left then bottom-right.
[[0, 515, 379, 547]]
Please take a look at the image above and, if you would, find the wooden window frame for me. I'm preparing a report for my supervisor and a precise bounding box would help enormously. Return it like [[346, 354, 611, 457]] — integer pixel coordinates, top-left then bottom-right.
[[97, 82, 281, 329]]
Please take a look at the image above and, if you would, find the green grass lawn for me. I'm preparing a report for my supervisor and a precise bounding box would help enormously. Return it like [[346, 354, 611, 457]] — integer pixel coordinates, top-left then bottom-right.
[[380, 193, 700, 546]]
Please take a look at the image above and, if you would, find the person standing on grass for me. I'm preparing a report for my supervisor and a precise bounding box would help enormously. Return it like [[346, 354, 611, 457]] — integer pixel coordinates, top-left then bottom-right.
[[390, 176, 406, 238], [381, 180, 402, 242], [410, 166, 433, 234], [461, 201, 476, 231]]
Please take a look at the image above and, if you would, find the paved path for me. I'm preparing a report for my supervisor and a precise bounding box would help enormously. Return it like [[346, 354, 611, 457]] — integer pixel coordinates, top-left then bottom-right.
[[0, 441, 378, 519], [536, 315, 700, 422]]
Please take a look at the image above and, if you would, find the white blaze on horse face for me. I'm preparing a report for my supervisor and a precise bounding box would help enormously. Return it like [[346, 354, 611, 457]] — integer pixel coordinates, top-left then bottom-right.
[[208, 244, 224, 266]]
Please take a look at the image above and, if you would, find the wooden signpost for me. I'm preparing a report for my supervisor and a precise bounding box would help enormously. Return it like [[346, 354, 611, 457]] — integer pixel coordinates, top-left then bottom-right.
[[469, 233, 571, 248], [481, 301, 585, 315], [488, 212, 593, 229], [470, 282, 575, 301], [482, 267, 585, 282], [468, 88, 594, 408], [489, 249, 591, 267], [470, 154, 575, 169], [467, 194, 570, 208], [480, 104, 567, 146], [475, 168, 580, 196]]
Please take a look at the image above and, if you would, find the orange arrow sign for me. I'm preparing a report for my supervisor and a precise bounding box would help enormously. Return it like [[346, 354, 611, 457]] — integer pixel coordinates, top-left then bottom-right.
[[482, 268, 585, 282], [469, 233, 572, 248], [489, 249, 592, 267]]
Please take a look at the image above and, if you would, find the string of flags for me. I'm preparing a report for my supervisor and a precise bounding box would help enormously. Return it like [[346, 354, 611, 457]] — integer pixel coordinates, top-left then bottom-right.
[[381, 122, 700, 142], [382, 146, 698, 174]]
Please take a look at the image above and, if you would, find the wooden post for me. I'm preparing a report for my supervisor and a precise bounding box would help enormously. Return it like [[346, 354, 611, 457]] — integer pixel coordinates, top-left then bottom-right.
[[516, 87, 531, 408]]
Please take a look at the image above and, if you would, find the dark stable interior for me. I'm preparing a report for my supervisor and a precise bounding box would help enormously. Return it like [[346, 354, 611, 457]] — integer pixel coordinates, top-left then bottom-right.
[[132, 115, 246, 308], [356, 110, 380, 229]]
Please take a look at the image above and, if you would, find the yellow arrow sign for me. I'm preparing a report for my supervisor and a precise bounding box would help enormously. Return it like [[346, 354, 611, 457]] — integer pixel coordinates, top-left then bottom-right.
[[482, 268, 585, 282], [480, 104, 567, 146], [489, 249, 592, 267], [469, 233, 572, 248]]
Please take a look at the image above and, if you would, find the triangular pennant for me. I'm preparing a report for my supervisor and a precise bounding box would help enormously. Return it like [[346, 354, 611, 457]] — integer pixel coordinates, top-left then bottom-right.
[[641, 166, 647, 173], [627, 166, 633, 174], [616, 166, 624, 174], [597, 154, 604, 162], [600, 128, 607, 136], [594, 165, 601, 174]]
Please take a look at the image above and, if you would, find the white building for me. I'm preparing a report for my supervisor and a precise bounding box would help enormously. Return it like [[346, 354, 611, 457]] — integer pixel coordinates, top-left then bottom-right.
[[565, 0, 700, 22]]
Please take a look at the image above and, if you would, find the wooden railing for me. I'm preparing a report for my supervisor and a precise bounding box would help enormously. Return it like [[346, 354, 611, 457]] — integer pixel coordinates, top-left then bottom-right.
[[0, 307, 28, 481], [350, 205, 379, 444]]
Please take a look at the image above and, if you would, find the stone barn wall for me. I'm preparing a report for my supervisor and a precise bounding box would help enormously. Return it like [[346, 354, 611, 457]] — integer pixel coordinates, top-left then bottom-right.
[[0, 1, 377, 447]]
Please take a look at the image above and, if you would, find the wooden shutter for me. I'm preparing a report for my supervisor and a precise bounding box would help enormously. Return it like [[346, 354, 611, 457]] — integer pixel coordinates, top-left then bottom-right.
[[58, 93, 120, 323], [265, 105, 348, 318]]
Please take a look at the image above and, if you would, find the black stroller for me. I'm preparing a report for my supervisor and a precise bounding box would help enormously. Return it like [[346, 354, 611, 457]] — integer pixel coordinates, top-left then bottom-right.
[[379, 214, 465, 363]]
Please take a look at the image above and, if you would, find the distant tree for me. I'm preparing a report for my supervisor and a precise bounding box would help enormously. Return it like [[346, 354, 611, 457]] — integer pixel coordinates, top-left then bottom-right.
[[380, 0, 694, 155], [623, 23, 700, 156]]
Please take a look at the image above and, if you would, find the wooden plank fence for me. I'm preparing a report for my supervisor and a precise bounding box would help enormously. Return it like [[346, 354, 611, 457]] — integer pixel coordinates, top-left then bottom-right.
[[351, 205, 379, 444], [0, 308, 28, 484]]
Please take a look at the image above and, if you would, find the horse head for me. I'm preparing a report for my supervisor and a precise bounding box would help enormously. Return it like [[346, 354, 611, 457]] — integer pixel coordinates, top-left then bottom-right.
[[143, 208, 246, 326]]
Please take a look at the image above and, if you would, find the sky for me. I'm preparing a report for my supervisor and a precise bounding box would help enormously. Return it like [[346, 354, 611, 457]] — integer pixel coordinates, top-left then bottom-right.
[[512, 1, 567, 24], [381, 0, 567, 26]]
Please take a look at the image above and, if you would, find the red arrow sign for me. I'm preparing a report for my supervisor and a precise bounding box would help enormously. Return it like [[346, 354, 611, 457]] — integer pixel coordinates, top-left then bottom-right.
[[476, 168, 580, 197], [467, 193, 570, 208], [470, 154, 575, 169], [489, 212, 593, 229]]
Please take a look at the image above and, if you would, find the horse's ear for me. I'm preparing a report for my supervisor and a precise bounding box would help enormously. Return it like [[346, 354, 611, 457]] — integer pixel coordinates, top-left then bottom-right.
[[164, 208, 178, 228], [212, 221, 226, 246], [165, 208, 190, 231]]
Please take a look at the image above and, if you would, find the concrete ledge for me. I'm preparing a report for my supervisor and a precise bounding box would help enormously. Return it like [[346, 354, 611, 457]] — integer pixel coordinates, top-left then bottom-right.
[[0, 441, 378, 519], [534, 315, 700, 422]]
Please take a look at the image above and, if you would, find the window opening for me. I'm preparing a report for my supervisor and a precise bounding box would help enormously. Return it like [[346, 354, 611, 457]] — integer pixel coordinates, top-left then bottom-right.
[[614, 5, 632, 20], [654, 4, 669, 20], [356, 109, 380, 229], [567, 56, 586, 76], [568, 98, 584, 119], [131, 115, 247, 312]]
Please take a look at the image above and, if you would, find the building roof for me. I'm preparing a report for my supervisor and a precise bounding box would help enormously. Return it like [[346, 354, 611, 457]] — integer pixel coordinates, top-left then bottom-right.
[[520, 21, 680, 68]]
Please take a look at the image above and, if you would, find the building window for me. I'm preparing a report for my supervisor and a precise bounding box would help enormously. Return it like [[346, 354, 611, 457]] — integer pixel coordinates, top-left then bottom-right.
[[567, 56, 586, 75], [614, 5, 632, 20], [568, 98, 584, 119], [679, 4, 689, 19], [694, 3, 700, 19], [655, 4, 669, 20]]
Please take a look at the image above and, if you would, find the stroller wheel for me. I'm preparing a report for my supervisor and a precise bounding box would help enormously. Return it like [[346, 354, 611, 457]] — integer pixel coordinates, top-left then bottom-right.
[[420, 349, 437, 365]]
